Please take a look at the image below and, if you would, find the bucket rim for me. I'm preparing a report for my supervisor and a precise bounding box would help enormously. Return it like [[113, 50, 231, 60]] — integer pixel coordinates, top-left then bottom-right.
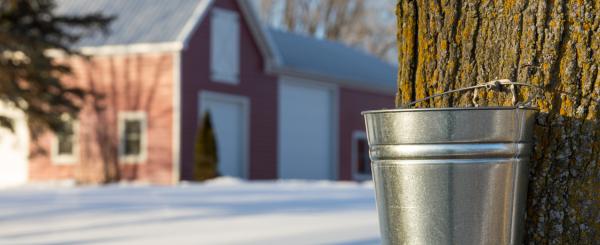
[[361, 106, 538, 115]]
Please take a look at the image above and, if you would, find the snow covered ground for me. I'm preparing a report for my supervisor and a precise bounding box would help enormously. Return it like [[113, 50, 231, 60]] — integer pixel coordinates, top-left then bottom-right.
[[0, 178, 380, 244]]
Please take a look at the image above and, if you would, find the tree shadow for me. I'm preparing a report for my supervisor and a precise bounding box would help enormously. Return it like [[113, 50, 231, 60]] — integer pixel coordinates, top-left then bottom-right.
[[58, 53, 172, 184], [0, 183, 377, 242], [329, 237, 380, 245], [37, 235, 132, 245], [524, 111, 599, 244]]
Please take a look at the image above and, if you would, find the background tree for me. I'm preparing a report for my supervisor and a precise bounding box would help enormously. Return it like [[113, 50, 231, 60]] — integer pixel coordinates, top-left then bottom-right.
[[0, 0, 110, 136], [396, 0, 599, 243], [194, 111, 219, 181], [257, 0, 397, 63]]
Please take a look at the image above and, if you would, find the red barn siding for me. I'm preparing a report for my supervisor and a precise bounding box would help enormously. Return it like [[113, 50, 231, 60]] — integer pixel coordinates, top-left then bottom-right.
[[179, 0, 278, 180], [338, 87, 394, 180], [29, 53, 175, 184]]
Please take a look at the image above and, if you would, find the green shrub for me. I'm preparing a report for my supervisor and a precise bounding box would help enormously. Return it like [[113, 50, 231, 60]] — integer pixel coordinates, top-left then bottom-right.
[[193, 111, 219, 181]]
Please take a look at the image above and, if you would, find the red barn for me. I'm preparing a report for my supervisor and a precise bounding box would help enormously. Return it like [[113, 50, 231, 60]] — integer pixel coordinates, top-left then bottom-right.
[[0, 0, 395, 186]]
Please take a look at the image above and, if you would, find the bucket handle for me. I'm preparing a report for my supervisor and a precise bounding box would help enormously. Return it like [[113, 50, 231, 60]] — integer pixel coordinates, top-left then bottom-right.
[[401, 79, 543, 108]]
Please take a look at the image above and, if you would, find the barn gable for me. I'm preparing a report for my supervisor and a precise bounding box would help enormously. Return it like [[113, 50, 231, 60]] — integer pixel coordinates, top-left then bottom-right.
[[55, 0, 395, 91], [54, 0, 278, 62]]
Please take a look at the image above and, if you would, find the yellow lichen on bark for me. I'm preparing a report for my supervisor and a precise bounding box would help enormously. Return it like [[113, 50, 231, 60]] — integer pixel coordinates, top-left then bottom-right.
[[396, 0, 600, 243]]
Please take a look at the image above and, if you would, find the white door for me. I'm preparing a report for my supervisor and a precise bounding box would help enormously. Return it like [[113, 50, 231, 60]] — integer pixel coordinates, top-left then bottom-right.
[[0, 105, 29, 187], [199, 91, 249, 178], [279, 80, 335, 179]]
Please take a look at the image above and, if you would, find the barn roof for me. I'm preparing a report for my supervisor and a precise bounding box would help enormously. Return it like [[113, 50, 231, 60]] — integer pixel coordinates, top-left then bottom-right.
[[268, 29, 396, 92], [55, 0, 396, 93], [55, 0, 210, 47]]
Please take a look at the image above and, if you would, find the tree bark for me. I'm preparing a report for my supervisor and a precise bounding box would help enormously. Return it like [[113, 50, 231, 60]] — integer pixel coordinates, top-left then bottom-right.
[[396, 0, 599, 244]]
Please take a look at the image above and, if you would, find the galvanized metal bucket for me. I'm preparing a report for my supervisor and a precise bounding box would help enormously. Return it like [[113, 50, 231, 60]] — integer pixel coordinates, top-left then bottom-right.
[[363, 107, 537, 245]]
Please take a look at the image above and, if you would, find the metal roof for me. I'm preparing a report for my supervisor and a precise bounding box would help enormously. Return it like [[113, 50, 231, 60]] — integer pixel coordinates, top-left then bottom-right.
[[55, 0, 208, 47], [268, 29, 396, 92], [55, 0, 396, 92]]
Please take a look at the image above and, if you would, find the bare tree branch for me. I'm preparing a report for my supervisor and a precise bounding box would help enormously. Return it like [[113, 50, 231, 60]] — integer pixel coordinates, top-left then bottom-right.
[[256, 0, 396, 64]]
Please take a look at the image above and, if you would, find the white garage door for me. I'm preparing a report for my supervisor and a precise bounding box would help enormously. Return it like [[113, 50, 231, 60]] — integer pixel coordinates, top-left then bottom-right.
[[279, 80, 336, 180], [199, 91, 249, 178], [0, 105, 29, 187]]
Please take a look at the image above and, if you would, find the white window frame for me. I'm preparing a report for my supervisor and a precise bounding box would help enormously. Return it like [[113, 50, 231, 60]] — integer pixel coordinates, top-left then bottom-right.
[[351, 131, 371, 181], [118, 111, 148, 164], [51, 120, 79, 165], [210, 7, 240, 84]]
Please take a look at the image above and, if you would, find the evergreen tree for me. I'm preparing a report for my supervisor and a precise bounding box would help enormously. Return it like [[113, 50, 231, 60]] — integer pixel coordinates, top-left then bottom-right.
[[194, 111, 219, 181], [0, 0, 111, 135]]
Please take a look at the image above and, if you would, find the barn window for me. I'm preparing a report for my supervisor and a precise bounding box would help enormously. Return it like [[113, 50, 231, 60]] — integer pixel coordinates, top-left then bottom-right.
[[52, 119, 78, 164], [118, 111, 147, 163], [352, 131, 371, 180], [210, 8, 240, 84]]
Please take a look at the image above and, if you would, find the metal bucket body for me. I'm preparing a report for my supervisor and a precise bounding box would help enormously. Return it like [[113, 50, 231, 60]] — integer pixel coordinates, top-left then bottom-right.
[[363, 107, 536, 245]]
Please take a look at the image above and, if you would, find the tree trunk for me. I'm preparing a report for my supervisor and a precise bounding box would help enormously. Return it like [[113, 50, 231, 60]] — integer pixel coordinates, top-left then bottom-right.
[[396, 0, 599, 244]]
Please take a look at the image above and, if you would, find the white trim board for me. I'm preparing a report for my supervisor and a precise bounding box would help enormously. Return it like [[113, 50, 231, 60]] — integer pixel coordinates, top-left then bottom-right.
[[235, 0, 282, 69], [198, 90, 250, 179], [171, 51, 182, 184], [178, 0, 215, 48], [79, 42, 183, 56]]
